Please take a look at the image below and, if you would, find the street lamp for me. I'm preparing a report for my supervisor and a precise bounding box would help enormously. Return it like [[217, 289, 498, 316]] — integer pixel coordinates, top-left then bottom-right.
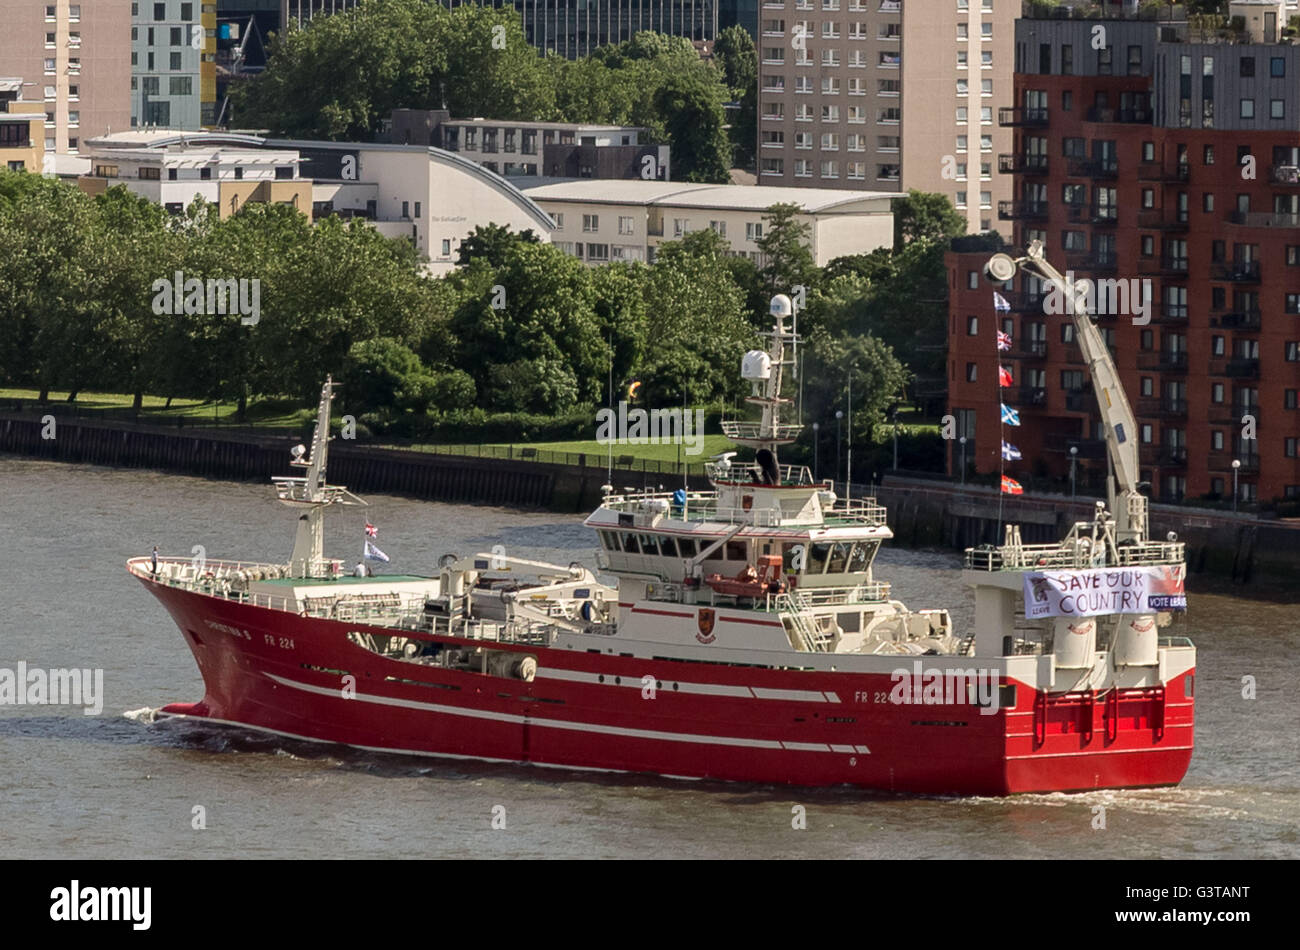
[[835, 410, 843, 494], [1069, 445, 1078, 500], [1232, 458, 1241, 512], [812, 421, 820, 480], [958, 436, 967, 485]]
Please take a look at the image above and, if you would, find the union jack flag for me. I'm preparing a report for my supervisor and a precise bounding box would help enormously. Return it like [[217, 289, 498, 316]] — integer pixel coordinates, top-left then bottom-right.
[[997, 330, 1012, 351], [365, 522, 378, 538]]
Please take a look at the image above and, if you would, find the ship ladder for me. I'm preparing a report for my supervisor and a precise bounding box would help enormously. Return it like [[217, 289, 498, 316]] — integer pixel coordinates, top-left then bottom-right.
[[1081, 690, 1095, 744], [1153, 685, 1166, 742], [1103, 686, 1119, 744], [1032, 689, 1047, 747], [779, 599, 825, 652]]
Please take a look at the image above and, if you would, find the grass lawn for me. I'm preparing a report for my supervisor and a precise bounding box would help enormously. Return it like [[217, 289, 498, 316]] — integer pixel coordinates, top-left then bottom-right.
[[388, 434, 738, 464], [0, 387, 315, 428]]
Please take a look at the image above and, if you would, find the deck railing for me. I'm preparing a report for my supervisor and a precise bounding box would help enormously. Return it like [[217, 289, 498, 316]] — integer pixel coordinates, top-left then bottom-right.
[[964, 540, 1185, 572]]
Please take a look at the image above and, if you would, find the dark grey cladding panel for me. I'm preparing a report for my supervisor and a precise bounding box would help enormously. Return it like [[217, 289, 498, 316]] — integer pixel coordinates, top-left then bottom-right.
[[1014, 19, 1157, 77], [1153, 43, 1300, 130]]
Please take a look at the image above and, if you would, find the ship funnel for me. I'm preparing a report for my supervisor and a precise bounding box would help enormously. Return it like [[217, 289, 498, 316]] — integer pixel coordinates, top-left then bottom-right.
[[770, 294, 793, 319]]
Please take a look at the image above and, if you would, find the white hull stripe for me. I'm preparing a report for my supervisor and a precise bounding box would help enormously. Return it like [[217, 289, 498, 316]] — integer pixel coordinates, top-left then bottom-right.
[[264, 673, 863, 754], [536, 667, 839, 704]]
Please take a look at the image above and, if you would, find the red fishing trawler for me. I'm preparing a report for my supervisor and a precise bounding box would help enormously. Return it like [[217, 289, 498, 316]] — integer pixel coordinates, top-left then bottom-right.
[[131, 244, 1194, 794]]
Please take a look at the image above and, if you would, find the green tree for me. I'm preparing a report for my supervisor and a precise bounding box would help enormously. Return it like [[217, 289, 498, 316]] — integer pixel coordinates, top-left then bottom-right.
[[891, 190, 967, 248], [714, 25, 757, 98], [654, 74, 732, 183], [756, 203, 818, 296], [455, 223, 540, 268]]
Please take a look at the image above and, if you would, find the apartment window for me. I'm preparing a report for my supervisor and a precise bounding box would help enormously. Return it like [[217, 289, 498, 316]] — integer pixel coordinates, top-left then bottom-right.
[[1141, 378, 1154, 397], [982, 51, 993, 68], [586, 244, 609, 262], [820, 161, 838, 179], [1286, 389, 1298, 410], [673, 218, 691, 237], [1240, 57, 1255, 78], [1287, 342, 1300, 362], [181, 3, 192, 18], [170, 52, 182, 70], [957, 50, 967, 68], [1061, 45, 1073, 75], [956, 79, 968, 97], [1212, 383, 1224, 403], [170, 77, 192, 96], [821, 133, 839, 150], [1141, 235, 1154, 256], [956, 135, 967, 152], [1098, 47, 1113, 75], [981, 79, 992, 96], [956, 107, 968, 123], [154, 3, 165, 20], [170, 26, 183, 46], [1272, 100, 1285, 120], [967, 316, 978, 336], [1203, 193, 1214, 213], [980, 135, 992, 152], [1287, 246, 1300, 266], [955, 191, 967, 207], [709, 220, 726, 237], [1062, 90, 1073, 112], [746, 222, 764, 241], [1271, 57, 1286, 78], [582, 214, 599, 232], [966, 363, 978, 383]]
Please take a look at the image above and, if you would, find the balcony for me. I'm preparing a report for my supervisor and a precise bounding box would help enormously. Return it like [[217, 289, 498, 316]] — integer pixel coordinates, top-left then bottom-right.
[[1210, 404, 1260, 426], [998, 200, 1048, 221], [1227, 211, 1300, 229], [1208, 453, 1260, 474], [1137, 397, 1188, 418], [997, 153, 1049, 175], [1065, 251, 1118, 273], [1067, 203, 1119, 227], [1085, 106, 1152, 124], [1269, 164, 1300, 186], [1015, 386, 1047, 407], [1064, 390, 1091, 412], [1154, 303, 1187, 324], [1212, 309, 1262, 330], [1137, 351, 1189, 373], [1062, 344, 1085, 365], [1141, 445, 1188, 468], [998, 107, 1049, 127], [1001, 291, 1045, 313], [1137, 161, 1190, 183], [1212, 261, 1261, 282], [1137, 209, 1189, 231], [1010, 339, 1048, 360], [1066, 157, 1119, 180], [1140, 256, 1189, 277]]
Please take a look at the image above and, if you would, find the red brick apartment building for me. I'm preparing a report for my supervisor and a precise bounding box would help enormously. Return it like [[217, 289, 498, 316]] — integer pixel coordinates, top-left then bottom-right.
[[947, 4, 1300, 506]]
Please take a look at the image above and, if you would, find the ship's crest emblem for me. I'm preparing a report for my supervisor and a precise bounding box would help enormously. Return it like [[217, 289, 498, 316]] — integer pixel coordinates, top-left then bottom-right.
[[696, 608, 717, 644], [742, 494, 753, 512]]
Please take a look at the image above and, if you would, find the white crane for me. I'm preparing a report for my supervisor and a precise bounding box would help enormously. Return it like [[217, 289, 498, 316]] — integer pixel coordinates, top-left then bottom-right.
[[985, 241, 1148, 544]]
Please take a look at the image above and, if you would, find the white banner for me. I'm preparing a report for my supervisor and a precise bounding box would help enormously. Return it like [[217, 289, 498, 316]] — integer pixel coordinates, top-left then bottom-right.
[[1023, 566, 1186, 619]]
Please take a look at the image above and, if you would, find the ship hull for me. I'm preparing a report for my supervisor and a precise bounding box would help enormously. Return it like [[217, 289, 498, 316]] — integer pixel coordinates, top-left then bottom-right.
[[140, 578, 1194, 796]]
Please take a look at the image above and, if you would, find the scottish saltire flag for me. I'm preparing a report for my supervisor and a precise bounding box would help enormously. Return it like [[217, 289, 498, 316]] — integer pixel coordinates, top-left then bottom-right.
[[993, 292, 1011, 312], [365, 522, 378, 538], [997, 330, 1012, 351], [998, 365, 1014, 387], [1000, 403, 1021, 426], [1001, 441, 1023, 461], [364, 541, 390, 562], [1001, 475, 1024, 495]]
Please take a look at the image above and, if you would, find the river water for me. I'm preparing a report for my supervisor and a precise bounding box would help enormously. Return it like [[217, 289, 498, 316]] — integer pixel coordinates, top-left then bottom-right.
[[1, 458, 1296, 859]]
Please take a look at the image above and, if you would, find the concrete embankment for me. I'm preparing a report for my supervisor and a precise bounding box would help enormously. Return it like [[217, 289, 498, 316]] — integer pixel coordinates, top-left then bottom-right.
[[872, 476, 1299, 590], [3, 413, 1296, 588], [0, 412, 698, 512]]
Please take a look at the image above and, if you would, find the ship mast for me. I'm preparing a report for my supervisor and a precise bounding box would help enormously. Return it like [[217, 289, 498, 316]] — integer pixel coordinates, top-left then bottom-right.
[[273, 376, 366, 577], [720, 295, 803, 481]]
